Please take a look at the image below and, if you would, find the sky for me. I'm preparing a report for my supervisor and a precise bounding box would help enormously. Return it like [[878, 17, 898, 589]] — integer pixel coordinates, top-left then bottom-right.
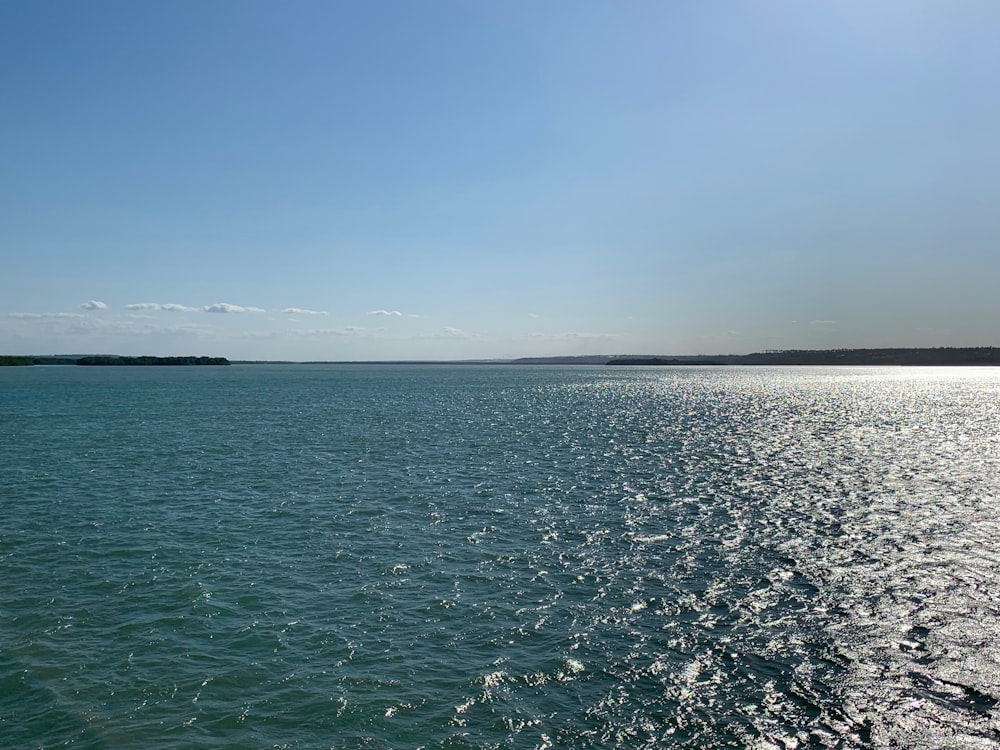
[[2, 0, 998, 360]]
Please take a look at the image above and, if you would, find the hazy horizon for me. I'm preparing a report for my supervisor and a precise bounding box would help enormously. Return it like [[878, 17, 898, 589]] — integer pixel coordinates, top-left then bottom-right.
[[3, 1, 999, 361]]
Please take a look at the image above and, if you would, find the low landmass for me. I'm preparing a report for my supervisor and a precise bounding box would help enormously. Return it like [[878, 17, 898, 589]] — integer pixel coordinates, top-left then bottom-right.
[[509, 355, 613, 365], [605, 347, 1000, 366]]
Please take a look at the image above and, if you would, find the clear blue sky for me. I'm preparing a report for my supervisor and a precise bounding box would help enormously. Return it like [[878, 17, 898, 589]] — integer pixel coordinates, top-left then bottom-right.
[[2, 0, 998, 359]]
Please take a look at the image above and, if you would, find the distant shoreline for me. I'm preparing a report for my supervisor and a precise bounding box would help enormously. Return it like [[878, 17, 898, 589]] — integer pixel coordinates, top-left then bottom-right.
[[237, 347, 1000, 366], [605, 347, 1000, 366], [3, 347, 998, 367]]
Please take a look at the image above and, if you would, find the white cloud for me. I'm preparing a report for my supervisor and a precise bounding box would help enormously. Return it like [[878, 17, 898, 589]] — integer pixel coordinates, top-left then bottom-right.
[[368, 309, 403, 317], [809, 320, 837, 326], [124, 302, 199, 312], [281, 307, 328, 315], [204, 303, 266, 314], [527, 313, 540, 318], [441, 326, 467, 337], [81, 300, 108, 310]]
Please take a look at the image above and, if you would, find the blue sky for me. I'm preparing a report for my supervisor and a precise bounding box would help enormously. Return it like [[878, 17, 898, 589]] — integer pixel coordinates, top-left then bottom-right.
[[2, 0, 998, 359]]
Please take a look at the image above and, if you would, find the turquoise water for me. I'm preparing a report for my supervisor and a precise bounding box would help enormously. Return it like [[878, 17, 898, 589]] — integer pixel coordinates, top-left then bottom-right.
[[2, 365, 999, 749]]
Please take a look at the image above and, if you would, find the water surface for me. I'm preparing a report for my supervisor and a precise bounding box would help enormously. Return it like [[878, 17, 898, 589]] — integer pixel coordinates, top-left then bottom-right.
[[2, 365, 998, 748]]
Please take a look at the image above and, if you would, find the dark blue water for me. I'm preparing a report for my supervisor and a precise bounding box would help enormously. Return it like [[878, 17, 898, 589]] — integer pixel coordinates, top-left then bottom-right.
[[2, 365, 999, 748]]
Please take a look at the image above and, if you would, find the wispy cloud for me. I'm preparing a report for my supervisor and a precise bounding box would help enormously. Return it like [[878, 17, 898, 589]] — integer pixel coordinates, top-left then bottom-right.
[[809, 320, 837, 326], [8, 312, 209, 337], [281, 307, 328, 315], [408, 326, 478, 341], [290, 326, 365, 337], [527, 313, 540, 319], [9, 312, 85, 320], [125, 302, 199, 312], [75, 318, 209, 336], [527, 331, 624, 341], [368, 309, 403, 317], [80, 300, 107, 310], [204, 303, 266, 314]]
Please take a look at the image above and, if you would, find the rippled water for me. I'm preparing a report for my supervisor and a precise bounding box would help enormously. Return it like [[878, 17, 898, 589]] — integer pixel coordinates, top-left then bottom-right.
[[1, 365, 998, 749]]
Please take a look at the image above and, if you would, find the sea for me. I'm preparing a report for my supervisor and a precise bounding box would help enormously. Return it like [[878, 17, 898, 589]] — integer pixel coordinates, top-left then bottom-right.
[[1, 364, 998, 749]]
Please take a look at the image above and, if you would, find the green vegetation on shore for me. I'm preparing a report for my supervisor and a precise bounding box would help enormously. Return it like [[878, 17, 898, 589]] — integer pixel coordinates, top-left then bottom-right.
[[76, 356, 230, 366], [2, 355, 231, 366]]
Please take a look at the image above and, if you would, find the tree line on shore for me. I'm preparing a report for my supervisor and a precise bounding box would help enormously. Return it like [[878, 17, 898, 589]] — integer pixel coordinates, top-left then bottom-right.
[[0, 355, 230, 366]]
